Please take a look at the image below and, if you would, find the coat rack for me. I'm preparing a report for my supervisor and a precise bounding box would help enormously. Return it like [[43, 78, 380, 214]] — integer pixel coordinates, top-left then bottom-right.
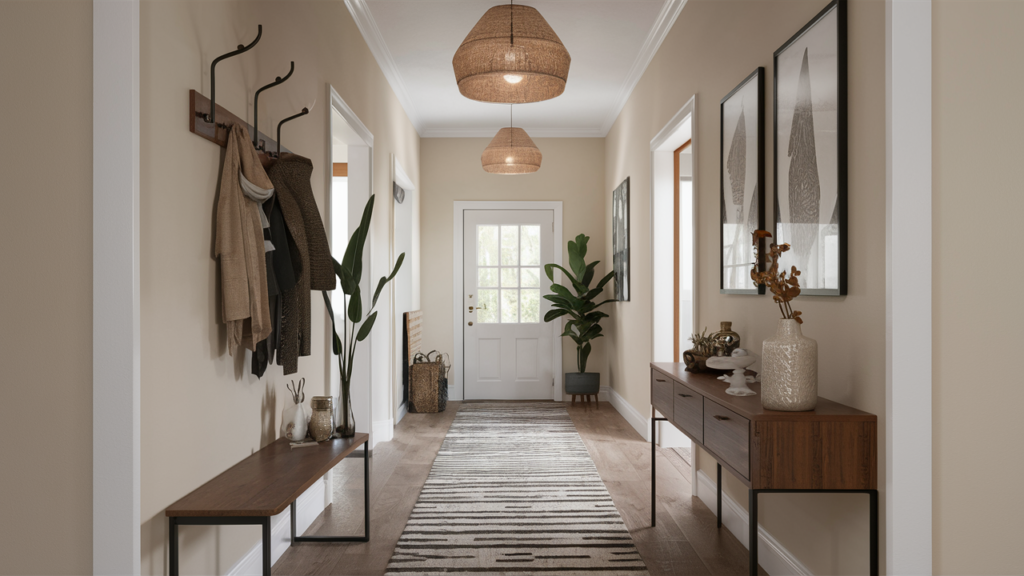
[[189, 24, 311, 159]]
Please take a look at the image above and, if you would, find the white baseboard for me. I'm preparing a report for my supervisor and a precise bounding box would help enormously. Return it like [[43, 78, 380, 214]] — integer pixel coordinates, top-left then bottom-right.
[[602, 386, 651, 441], [396, 401, 408, 424], [373, 418, 394, 446], [225, 478, 327, 576], [695, 470, 812, 576]]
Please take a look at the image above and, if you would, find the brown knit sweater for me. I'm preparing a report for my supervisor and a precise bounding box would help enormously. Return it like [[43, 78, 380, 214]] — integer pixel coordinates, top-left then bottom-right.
[[215, 124, 273, 353], [269, 154, 336, 374]]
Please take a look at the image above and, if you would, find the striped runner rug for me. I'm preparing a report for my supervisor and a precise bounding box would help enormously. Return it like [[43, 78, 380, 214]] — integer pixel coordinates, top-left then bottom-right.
[[385, 402, 649, 575]]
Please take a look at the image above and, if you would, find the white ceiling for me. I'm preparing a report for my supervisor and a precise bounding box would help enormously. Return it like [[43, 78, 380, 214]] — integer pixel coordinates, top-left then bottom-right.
[[348, 0, 686, 137]]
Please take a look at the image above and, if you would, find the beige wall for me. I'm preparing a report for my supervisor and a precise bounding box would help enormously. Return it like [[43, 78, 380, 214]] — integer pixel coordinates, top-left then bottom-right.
[[603, 0, 886, 573], [419, 138, 608, 391], [933, 1, 1024, 573], [139, 1, 419, 573], [0, 1, 93, 574]]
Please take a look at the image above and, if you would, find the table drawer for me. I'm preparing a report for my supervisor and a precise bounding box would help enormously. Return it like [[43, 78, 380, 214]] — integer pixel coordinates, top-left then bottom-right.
[[672, 382, 703, 443], [651, 370, 674, 417], [704, 400, 750, 479]]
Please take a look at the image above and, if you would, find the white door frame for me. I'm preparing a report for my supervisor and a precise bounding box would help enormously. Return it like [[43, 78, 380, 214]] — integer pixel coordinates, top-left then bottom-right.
[[452, 201, 563, 402]]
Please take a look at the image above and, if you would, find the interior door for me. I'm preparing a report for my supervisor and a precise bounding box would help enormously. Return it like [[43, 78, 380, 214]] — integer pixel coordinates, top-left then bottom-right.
[[463, 210, 554, 399]]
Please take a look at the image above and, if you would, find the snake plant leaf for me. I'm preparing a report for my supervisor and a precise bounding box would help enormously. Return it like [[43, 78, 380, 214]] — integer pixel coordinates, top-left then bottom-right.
[[347, 285, 362, 323], [356, 311, 377, 342]]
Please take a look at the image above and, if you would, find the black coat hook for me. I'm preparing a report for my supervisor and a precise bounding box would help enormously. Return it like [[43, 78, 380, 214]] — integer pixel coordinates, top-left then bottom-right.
[[277, 108, 309, 157], [253, 61, 295, 150], [203, 25, 262, 127]]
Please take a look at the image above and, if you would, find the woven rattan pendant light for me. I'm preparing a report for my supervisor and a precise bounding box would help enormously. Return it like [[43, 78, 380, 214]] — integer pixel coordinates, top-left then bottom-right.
[[482, 106, 541, 174], [453, 2, 571, 104]]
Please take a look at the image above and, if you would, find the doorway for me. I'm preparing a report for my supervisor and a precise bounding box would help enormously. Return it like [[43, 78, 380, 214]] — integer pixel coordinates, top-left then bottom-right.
[[452, 202, 563, 401]]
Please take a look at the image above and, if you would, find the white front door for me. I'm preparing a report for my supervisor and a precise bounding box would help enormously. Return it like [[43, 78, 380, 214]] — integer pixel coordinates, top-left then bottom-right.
[[463, 210, 554, 399]]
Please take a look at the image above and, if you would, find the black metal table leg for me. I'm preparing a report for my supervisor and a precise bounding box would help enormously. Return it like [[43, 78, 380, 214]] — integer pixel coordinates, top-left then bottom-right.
[[869, 490, 879, 576], [261, 517, 271, 576], [169, 517, 179, 576], [717, 463, 723, 528], [749, 490, 759, 576], [651, 414, 657, 527], [291, 443, 371, 543]]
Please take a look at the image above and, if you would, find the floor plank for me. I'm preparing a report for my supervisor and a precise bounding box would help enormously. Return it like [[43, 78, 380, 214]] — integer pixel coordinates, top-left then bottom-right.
[[272, 399, 764, 575]]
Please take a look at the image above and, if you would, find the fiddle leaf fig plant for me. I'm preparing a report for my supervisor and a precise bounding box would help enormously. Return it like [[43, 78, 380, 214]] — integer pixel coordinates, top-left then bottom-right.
[[323, 194, 404, 437], [543, 233, 615, 373]]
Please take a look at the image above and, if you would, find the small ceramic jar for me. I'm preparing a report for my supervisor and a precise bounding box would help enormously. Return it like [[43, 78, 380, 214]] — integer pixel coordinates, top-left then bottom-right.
[[309, 396, 335, 442]]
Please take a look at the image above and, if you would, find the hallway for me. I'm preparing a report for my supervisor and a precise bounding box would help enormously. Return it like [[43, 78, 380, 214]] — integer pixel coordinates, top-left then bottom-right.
[[273, 402, 763, 575]]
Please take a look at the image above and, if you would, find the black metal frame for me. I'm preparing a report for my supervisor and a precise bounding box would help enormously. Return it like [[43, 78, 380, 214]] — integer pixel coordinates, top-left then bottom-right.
[[772, 0, 848, 296], [650, 422, 877, 576], [169, 443, 369, 576], [719, 67, 766, 296]]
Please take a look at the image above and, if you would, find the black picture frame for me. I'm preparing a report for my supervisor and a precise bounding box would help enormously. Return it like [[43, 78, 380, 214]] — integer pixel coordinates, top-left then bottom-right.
[[773, 0, 847, 296], [720, 67, 766, 295], [612, 177, 630, 302]]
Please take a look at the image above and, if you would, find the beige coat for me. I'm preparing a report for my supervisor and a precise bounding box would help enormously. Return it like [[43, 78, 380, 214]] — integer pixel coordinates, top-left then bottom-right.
[[215, 124, 273, 353]]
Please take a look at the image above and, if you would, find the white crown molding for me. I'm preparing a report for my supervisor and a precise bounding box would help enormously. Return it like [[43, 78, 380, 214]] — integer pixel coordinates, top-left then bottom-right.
[[600, 0, 687, 136], [422, 127, 606, 138], [344, 0, 424, 136]]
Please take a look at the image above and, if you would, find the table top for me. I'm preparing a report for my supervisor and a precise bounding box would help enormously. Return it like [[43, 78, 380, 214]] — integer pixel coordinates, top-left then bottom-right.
[[166, 433, 368, 517], [651, 362, 875, 422]]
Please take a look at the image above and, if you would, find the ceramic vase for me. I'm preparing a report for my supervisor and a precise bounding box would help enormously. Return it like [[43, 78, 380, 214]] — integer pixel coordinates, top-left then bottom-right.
[[761, 319, 818, 411], [281, 401, 308, 441], [309, 396, 335, 442]]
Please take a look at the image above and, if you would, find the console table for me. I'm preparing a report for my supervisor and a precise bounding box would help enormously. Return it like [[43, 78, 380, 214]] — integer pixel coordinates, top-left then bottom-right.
[[649, 363, 878, 575], [166, 433, 370, 576]]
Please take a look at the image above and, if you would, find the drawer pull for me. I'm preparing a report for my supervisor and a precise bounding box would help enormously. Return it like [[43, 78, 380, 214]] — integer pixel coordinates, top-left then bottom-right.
[[678, 393, 692, 398], [713, 415, 730, 421], [655, 378, 666, 382]]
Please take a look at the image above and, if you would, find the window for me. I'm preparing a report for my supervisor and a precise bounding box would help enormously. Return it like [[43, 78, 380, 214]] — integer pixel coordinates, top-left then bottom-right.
[[476, 224, 541, 323]]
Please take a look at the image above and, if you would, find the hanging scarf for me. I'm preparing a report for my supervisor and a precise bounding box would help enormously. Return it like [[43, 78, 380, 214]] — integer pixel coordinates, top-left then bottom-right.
[[239, 170, 275, 253]]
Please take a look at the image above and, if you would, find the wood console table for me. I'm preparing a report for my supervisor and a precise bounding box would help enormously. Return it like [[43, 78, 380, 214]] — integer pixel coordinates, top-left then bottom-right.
[[649, 363, 878, 575], [166, 433, 370, 576]]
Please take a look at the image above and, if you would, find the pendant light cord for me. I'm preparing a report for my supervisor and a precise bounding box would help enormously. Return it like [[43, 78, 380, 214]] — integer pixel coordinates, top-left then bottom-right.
[[510, 0, 514, 46]]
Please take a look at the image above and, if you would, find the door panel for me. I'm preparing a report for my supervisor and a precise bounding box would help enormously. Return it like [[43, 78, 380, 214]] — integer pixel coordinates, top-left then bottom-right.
[[464, 210, 554, 399]]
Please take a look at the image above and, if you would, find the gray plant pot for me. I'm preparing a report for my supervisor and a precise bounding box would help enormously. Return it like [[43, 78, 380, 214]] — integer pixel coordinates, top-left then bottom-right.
[[565, 372, 600, 395]]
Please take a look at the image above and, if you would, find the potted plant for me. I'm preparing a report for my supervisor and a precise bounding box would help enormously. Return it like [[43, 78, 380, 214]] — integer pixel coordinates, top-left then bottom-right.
[[323, 194, 404, 437], [750, 230, 817, 411], [682, 327, 717, 372], [543, 234, 615, 400]]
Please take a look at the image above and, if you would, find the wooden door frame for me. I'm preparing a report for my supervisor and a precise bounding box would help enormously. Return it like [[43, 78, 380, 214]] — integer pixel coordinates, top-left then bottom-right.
[[673, 139, 691, 362], [452, 201, 563, 402]]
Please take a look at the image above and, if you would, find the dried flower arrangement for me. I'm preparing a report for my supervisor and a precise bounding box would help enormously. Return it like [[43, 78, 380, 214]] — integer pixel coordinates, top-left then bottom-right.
[[750, 230, 804, 324], [689, 328, 717, 357]]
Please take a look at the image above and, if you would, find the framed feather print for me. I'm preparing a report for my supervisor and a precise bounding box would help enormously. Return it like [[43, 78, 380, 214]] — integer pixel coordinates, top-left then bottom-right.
[[612, 177, 630, 301], [774, 0, 847, 296], [720, 67, 765, 295]]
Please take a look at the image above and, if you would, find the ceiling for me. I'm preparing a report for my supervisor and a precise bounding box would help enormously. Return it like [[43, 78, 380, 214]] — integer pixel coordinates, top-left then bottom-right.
[[348, 0, 686, 137]]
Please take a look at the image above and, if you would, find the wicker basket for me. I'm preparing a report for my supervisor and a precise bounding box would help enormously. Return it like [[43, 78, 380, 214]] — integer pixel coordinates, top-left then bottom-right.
[[410, 352, 449, 413]]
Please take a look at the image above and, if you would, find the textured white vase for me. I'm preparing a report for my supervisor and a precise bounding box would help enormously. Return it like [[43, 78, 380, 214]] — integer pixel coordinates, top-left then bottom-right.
[[280, 401, 308, 441], [761, 319, 818, 411]]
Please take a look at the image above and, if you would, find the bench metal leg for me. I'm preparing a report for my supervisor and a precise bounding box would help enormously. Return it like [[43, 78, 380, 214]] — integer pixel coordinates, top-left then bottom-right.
[[262, 516, 271, 576], [717, 463, 723, 528], [169, 517, 179, 576], [749, 490, 759, 576], [291, 443, 370, 543]]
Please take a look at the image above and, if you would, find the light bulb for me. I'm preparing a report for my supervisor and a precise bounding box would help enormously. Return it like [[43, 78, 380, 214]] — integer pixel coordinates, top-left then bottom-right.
[[503, 74, 523, 84], [505, 156, 514, 164]]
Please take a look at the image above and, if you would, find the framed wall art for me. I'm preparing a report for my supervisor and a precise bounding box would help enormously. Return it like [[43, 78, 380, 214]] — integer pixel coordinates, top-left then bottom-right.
[[720, 67, 765, 295], [774, 0, 847, 296], [612, 177, 630, 301]]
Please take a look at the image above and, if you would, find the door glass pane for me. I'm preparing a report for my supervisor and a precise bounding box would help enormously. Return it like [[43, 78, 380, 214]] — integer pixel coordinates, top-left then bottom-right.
[[520, 289, 540, 323], [478, 226, 499, 266], [521, 267, 541, 288], [520, 225, 541, 266], [477, 289, 499, 323], [500, 268, 519, 288], [501, 289, 519, 323], [478, 268, 499, 287], [501, 226, 519, 266]]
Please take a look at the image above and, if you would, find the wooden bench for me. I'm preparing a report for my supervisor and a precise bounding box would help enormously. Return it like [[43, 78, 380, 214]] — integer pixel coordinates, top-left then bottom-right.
[[166, 433, 369, 576]]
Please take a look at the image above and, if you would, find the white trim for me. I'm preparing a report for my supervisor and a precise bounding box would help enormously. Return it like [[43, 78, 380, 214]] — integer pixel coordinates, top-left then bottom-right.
[[93, 1, 141, 574], [225, 479, 327, 576], [885, 1, 932, 573], [600, 0, 688, 135], [373, 418, 395, 444], [603, 386, 649, 441], [329, 84, 375, 148], [421, 127, 606, 139], [452, 201, 563, 402], [396, 401, 409, 424], [344, 0, 422, 136], [695, 471, 812, 576]]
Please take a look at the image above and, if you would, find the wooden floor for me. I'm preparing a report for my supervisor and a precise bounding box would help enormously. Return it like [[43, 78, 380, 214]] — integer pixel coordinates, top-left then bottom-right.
[[272, 400, 764, 575]]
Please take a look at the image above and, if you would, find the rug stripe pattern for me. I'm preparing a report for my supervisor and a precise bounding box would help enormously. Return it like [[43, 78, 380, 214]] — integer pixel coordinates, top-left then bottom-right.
[[385, 402, 648, 575]]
